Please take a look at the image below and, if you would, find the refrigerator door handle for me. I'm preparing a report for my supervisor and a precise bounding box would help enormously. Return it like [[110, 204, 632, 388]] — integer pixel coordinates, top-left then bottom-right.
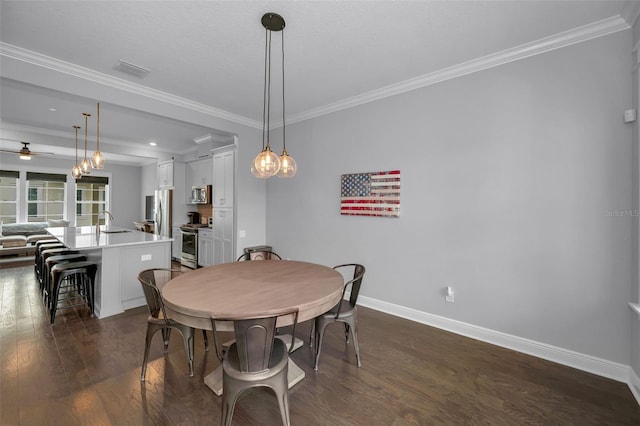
[[156, 201, 163, 235]]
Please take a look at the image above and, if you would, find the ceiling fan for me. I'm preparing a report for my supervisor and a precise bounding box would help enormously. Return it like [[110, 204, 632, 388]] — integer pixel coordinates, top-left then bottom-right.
[[0, 139, 54, 160]]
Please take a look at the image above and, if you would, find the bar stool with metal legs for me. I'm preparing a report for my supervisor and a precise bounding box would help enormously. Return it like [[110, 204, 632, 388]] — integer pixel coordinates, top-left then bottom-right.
[[43, 253, 88, 308], [35, 242, 65, 278], [49, 261, 97, 324], [39, 248, 78, 292]]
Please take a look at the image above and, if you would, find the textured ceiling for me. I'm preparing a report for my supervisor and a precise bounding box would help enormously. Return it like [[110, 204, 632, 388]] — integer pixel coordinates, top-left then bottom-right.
[[0, 1, 635, 164]]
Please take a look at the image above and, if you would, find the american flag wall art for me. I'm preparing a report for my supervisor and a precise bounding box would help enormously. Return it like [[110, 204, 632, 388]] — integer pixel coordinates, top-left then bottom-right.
[[340, 170, 400, 217]]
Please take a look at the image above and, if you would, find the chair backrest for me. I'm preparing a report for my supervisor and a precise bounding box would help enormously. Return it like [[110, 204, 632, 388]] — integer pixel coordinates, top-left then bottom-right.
[[236, 251, 282, 261], [210, 308, 299, 372], [137, 269, 182, 321], [334, 264, 366, 313]]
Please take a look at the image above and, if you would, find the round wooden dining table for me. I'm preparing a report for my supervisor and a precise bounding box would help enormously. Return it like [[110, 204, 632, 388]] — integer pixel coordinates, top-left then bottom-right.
[[161, 260, 344, 395]]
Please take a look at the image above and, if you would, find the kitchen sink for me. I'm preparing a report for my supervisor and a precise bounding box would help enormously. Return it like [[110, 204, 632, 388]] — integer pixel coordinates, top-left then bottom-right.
[[102, 230, 131, 234]]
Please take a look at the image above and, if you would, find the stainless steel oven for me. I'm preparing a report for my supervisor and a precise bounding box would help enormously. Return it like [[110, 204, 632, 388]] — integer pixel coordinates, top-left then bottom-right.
[[180, 226, 199, 269]]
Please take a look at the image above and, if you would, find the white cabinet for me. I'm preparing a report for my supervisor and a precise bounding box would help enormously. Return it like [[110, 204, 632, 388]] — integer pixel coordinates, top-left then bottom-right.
[[186, 158, 213, 198], [213, 208, 233, 265], [198, 228, 214, 267], [158, 160, 186, 205], [171, 225, 182, 260], [158, 160, 174, 188], [213, 150, 234, 207]]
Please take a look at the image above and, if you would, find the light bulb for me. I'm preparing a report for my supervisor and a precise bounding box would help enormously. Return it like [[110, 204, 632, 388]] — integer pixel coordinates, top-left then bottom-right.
[[72, 164, 83, 179], [91, 151, 105, 169], [253, 147, 280, 178], [276, 150, 297, 178], [80, 158, 91, 174]]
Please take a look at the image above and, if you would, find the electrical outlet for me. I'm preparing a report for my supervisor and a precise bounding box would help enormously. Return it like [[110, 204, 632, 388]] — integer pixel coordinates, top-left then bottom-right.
[[445, 286, 455, 303]]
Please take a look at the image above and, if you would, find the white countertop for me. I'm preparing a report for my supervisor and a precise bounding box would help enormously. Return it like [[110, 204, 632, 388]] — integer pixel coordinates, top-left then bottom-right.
[[47, 225, 173, 250]]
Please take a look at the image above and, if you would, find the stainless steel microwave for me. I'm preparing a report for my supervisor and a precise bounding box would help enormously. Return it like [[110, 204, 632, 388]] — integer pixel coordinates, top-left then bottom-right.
[[191, 185, 212, 204]]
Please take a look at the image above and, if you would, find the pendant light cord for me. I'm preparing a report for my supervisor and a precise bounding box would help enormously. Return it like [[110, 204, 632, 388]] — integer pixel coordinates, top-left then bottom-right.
[[281, 30, 286, 152], [262, 28, 272, 151], [74, 126, 79, 162], [84, 114, 89, 159], [96, 102, 100, 150]]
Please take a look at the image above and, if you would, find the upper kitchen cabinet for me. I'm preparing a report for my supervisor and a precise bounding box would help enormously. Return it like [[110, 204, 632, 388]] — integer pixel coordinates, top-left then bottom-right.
[[158, 160, 186, 203], [187, 157, 212, 188], [213, 150, 234, 207], [158, 160, 174, 188]]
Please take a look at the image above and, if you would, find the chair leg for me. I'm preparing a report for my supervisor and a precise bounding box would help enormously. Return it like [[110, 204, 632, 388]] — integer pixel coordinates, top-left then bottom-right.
[[275, 364, 291, 425], [343, 323, 350, 343], [161, 328, 172, 353], [313, 319, 331, 371], [141, 324, 160, 381], [221, 382, 242, 426], [346, 317, 361, 367], [177, 326, 195, 377], [202, 329, 209, 351], [309, 321, 315, 347]]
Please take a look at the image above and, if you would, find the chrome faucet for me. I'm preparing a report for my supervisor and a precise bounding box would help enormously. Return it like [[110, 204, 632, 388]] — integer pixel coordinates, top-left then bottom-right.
[[96, 210, 114, 238]]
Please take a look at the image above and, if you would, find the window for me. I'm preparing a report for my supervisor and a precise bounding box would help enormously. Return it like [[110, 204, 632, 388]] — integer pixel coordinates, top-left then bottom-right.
[[76, 176, 109, 226], [0, 170, 19, 224], [26, 172, 66, 222]]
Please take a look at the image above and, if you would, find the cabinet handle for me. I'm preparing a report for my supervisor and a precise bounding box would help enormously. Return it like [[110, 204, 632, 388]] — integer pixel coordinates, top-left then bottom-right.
[[220, 198, 225, 205]]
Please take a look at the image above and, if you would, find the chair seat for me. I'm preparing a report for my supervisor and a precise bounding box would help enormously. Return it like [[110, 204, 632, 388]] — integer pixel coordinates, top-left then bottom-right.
[[322, 304, 356, 320]]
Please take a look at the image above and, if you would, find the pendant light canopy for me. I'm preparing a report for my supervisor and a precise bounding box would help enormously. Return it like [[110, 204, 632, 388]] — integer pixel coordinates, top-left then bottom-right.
[[71, 125, 83, 179], [91, 102, 105, 169], [252, 12, 296, 178], [80, 112, 92, 175]]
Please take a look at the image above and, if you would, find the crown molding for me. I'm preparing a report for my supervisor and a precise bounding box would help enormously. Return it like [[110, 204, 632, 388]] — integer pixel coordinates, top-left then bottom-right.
[[0, 42, 262, 129], [1, 15, 631, 130], [287, 16, 630, 126], [621, 0, 640, 27], [0, 121, 190, 156]]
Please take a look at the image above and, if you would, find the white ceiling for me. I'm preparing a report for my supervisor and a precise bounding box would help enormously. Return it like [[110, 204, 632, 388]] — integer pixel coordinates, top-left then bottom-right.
[[0, 0, 637, 165]]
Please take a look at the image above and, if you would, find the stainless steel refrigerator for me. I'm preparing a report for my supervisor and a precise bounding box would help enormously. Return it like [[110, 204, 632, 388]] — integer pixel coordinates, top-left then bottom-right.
[[154, 189, 173, 238]]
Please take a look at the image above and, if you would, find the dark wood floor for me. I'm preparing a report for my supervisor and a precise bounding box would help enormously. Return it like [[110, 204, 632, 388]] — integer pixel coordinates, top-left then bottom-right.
[[1, 263, 639, 425]]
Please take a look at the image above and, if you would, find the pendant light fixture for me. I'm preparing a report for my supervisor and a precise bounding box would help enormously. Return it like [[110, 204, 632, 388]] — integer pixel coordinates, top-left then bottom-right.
[[275, 21, 296, 178], [90, 102, 105, 169], [252, 12, 296, 179], [71, 125, 83, 179], [80, 112, 92, 175]]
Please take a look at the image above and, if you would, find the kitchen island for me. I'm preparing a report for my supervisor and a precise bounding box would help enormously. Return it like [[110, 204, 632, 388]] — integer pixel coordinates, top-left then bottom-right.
[[46, 225, 172, 318]]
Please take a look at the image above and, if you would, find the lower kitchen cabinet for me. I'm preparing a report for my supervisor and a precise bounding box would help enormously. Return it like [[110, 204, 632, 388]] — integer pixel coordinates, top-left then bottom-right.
[[213, 208, 233, 264], [198, 228, 214, 267], [171, 225, 182, 260]]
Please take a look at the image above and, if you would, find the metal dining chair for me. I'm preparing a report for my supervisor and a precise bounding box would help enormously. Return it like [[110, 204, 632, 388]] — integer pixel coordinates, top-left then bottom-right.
[[137, 268, 209, 381], [236, 250, 282, 261], [210, 308, 299, 426], [310, 263, 366, 371]]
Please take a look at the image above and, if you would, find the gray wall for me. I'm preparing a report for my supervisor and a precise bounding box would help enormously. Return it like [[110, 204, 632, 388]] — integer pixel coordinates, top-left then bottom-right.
[[632, 16, 640, 383], [266, 30, 634, 365]]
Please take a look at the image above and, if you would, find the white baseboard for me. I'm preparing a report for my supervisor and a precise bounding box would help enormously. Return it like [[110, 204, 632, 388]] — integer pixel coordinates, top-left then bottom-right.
[[358, 296, 634, 392], [630, 368, 640, 406]]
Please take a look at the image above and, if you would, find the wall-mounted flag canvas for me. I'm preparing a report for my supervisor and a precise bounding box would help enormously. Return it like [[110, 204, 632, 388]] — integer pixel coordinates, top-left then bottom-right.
[[340, 170, 400, 217]]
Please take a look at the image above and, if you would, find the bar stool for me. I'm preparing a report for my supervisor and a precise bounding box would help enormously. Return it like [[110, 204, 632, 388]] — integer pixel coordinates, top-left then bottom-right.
[[50, 261, 97, 324], [44, 253, 88, 308], [39, 248, 78, 290], [35, 242, 65, 277]]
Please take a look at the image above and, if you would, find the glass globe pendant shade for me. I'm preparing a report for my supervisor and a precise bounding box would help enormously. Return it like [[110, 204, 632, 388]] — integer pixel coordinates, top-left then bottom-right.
[[253, 146, 281, 178], [91, 151, 105, 169], [276, 150, 297, 177], [80, 158, 91, 175], [251, 164, 267, 178], [71, 164, 83, 179]]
